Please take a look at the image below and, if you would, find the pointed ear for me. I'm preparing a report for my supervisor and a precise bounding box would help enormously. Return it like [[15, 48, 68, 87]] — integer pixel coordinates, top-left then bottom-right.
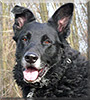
[[12, 5, 36, 42], [12, 5, 36, 30], [48, 3, 74, 39]]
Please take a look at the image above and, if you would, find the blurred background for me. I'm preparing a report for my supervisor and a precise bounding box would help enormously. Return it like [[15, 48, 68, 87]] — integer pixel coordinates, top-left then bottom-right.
[[0, 1, 89, 98]]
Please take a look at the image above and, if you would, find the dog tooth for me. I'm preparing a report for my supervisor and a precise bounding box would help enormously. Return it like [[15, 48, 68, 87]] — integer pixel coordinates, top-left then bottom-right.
[[15, 62, 17, 65]]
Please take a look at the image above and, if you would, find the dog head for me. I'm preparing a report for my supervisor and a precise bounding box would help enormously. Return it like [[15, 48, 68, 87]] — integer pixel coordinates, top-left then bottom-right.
[[12, 3, 74, 84]]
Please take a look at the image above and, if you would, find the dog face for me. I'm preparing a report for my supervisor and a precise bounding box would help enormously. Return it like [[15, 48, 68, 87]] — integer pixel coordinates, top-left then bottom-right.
[[12, 3, 74, 84]]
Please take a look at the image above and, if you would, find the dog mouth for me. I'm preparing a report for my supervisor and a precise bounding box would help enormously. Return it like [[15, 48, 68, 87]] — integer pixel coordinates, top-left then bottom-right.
[[23, 65, 48, 83]]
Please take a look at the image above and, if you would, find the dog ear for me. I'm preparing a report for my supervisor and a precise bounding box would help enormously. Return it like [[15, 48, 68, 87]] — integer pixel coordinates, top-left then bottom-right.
[[12, 5, 36, 42], [48, 3, 74, 39], [12, 5, 36, 30]]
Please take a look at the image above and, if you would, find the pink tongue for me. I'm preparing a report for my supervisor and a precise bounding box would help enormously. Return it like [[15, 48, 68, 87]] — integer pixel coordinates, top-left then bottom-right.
[[23, 68, 38, 81]]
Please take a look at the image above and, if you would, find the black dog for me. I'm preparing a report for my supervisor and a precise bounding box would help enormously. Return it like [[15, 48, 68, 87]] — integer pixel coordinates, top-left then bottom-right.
[[12, 3, 88, 98]]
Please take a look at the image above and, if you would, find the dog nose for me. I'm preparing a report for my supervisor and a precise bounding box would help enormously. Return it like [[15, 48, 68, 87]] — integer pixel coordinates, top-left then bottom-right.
[[24, 53, 38, 64]]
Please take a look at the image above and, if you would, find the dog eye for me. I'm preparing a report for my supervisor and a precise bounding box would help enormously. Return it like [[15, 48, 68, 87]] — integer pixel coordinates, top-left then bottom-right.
[[41, 35, 52, 45], [22, 32, 31, 42], [44, 39, 51, 44], [22, 36, 27, 41]]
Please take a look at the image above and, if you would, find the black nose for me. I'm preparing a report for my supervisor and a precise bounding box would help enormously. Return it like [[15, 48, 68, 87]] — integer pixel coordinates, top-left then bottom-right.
[[24, 53, 38, 64]]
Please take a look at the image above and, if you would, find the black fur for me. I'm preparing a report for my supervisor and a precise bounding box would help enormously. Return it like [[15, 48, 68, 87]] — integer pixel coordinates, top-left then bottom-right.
[[12, 3, 88, 98]]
